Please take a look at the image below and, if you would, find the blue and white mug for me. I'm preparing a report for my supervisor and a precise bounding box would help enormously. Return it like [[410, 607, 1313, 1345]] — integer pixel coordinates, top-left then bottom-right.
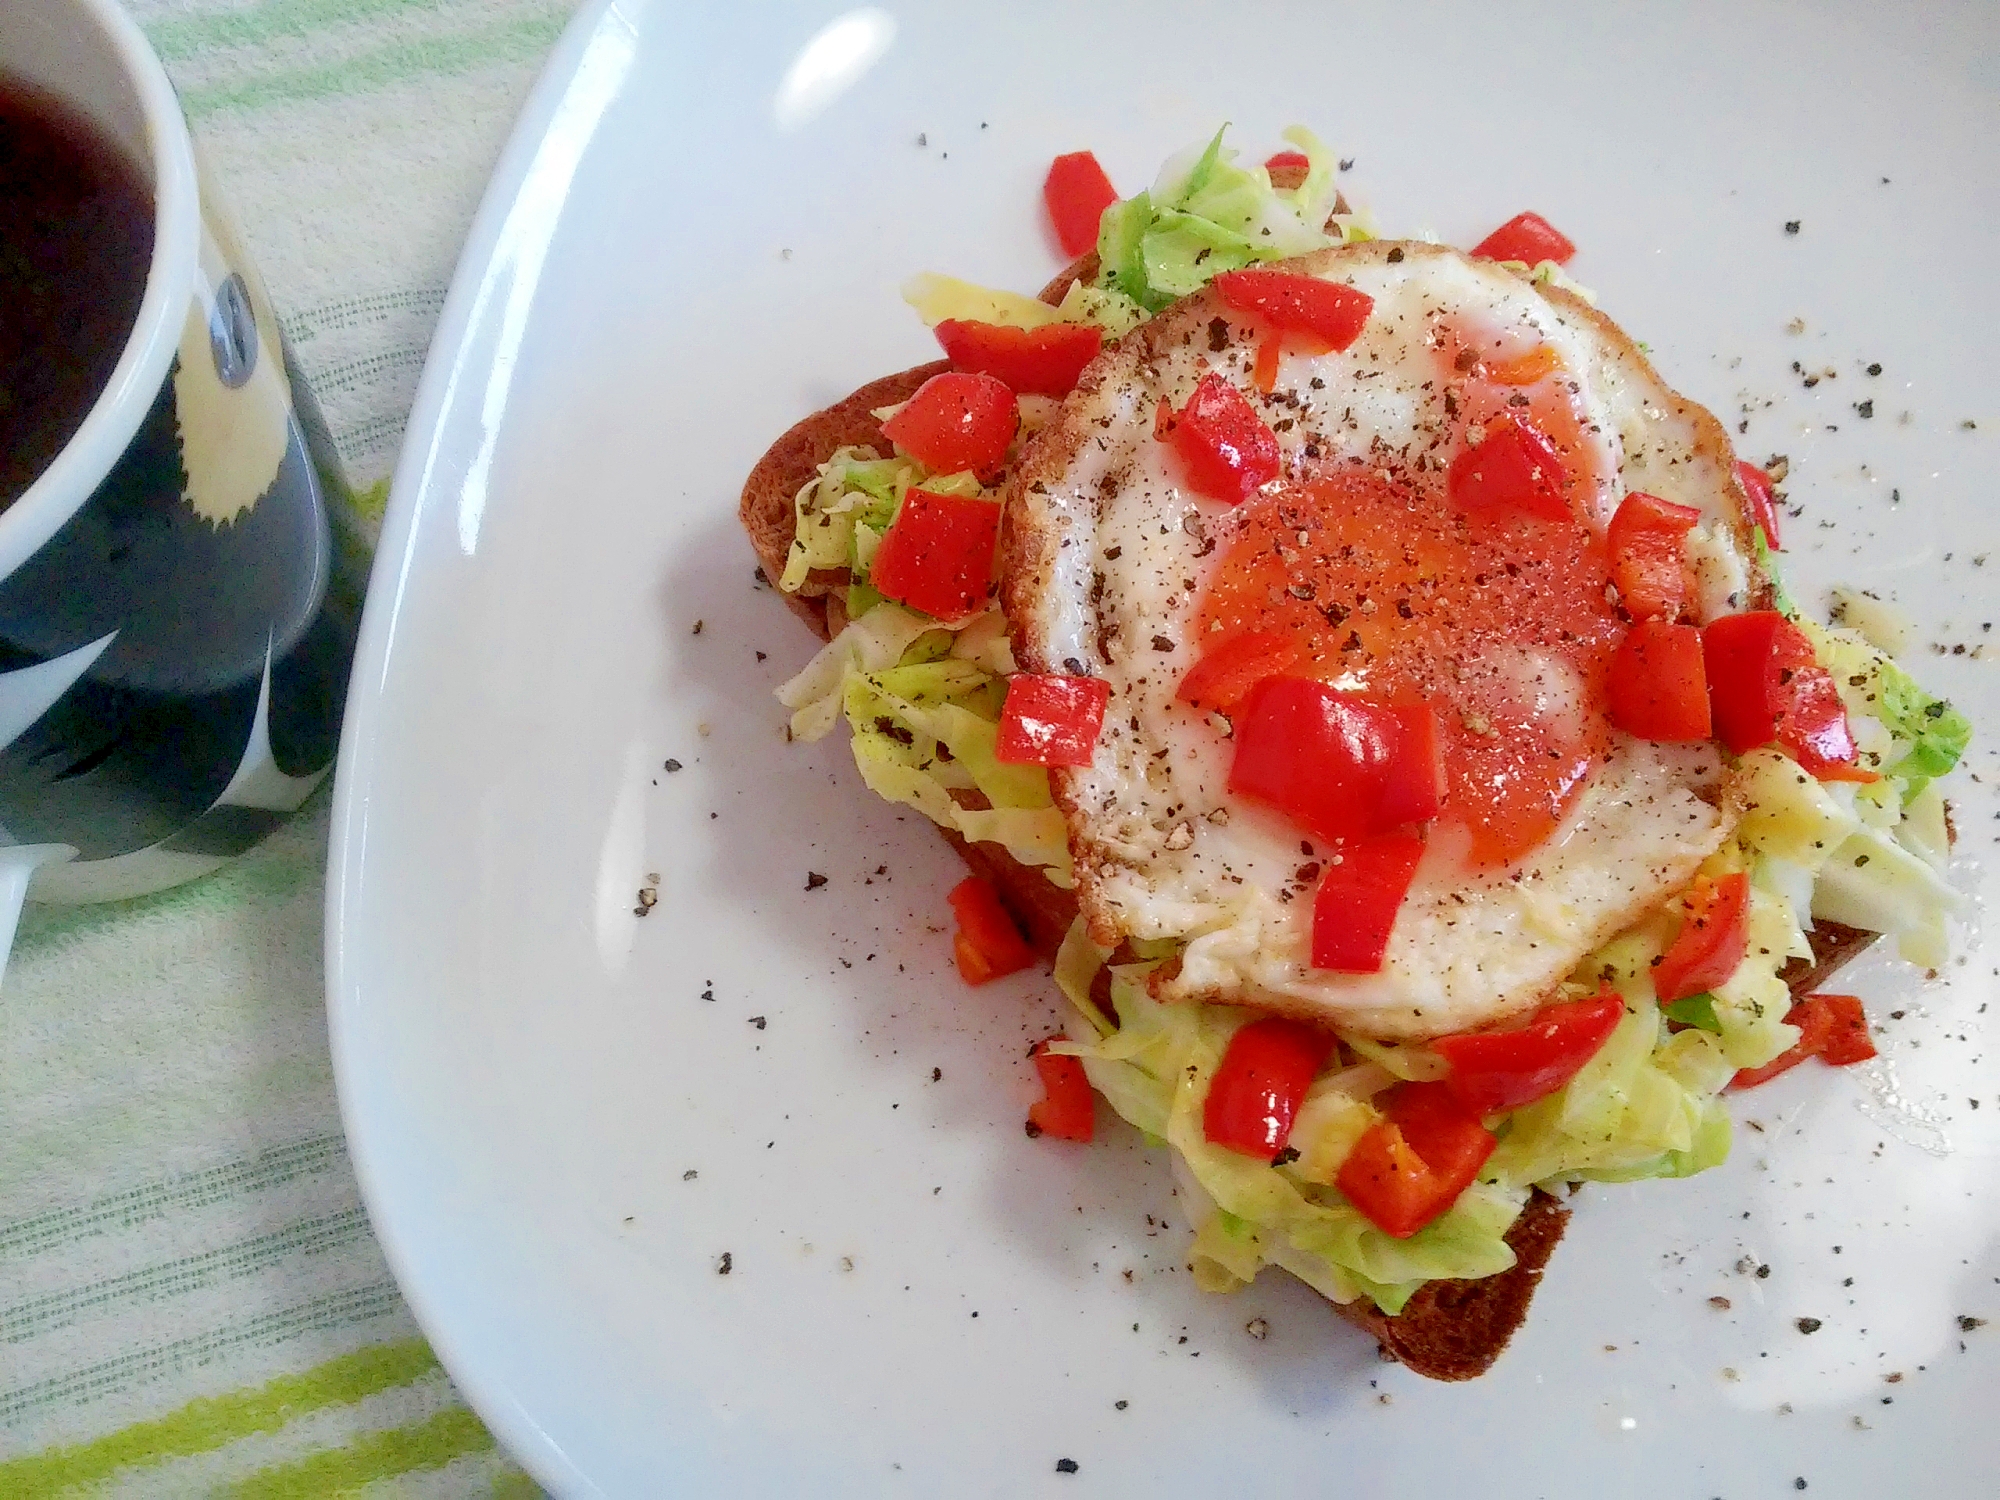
[[0, 0, 364, 967]]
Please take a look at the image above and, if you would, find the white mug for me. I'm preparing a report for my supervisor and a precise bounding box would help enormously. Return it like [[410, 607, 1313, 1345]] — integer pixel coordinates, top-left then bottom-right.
[[0, 0, 365, 977]]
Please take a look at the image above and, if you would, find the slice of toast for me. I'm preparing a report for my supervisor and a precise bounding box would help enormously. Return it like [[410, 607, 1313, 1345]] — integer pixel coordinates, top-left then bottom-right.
[[735, 235, 1881, 1383]]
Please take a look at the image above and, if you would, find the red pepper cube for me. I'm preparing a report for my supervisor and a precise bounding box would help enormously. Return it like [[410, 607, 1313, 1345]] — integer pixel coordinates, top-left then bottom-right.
[[1607, 620, 1712, 743], [1447, 416, 1572, 522], [1202, 1017, 1334, 1160], [1807, 994, 1876, 1067], [1702, 611, 1864, 776], [1335, 1083, 1496, 1239], [1782, 664, 1870, 780], [1043, 151, 1118, 259], [1027, 1035, 1095, 1142], [1163, 372, 1281, 505], [1213, 269, 1375, 353], [1431, 990, 1626, 1117], [947, 876, 1035, 984], [1652, 872, 1751, 1003], [878, 371, 1018, 480], [1470, 211, 1577, 266], [1729, 994, 1848, 1090], [935, 319, 1102, 398], [1386, 1081, 1499, 1183], [868, 487, 1001, 623], [1702, 611, 1797, 753], [1263, 149, 1311, 175], [1310, 833, 1426, 973], [995, 673, 1110, 766], [1229, 678, 1444, 845], [1734, 459, 1782, 550], [1607, 490, 1702, 623], [1174, 629, 1303, 715]]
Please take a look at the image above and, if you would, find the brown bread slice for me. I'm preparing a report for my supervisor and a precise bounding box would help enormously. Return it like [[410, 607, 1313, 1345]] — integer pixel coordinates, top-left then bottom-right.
[[1337, 1187, 1572, 1379], [741, 361, 946, 641], [734, 224, 1884, 1382]]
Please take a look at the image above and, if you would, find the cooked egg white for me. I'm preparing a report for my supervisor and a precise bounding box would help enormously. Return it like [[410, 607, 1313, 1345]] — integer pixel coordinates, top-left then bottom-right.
[[1003, 242, 1762, 1040]]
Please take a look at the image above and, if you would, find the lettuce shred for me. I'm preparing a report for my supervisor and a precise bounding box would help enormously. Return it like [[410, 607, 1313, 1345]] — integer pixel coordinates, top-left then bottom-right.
[[1797, 616, 1971, 798], [1049, 930, 1745, 1315], [778, 608, 1071, 887], [1094, 125, 1350, 313]]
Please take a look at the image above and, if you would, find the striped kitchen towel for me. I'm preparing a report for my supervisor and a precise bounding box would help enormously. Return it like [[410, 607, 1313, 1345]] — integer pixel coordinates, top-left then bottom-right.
[[0, 0, 583, 1492]]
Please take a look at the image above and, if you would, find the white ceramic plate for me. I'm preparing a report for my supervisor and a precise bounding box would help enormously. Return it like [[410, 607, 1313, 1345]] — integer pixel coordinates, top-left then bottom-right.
[[327, 2, 2000, 1493]]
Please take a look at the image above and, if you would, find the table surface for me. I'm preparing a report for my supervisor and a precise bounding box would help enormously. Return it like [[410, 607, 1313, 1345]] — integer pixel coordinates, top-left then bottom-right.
[[1, 1, 581, 1492]]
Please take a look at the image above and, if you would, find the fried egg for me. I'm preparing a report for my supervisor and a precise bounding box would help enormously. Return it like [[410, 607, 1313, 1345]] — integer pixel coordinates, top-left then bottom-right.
[[1003, 241, 1766, 1040]]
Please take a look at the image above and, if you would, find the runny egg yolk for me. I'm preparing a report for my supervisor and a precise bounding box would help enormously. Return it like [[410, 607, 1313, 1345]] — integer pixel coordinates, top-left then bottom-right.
[[1194, 455, 1623, 870]]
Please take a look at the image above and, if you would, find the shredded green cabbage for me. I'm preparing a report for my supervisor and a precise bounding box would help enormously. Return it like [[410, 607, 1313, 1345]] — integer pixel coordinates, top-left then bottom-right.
[[776, 606, 1072, 885], [1797, 617, 1971, 799], [779, 446, 907, 594], [1095, 125, 1348, 313], [902, 272, 1145, 337], [1050, 934, 1746, 1314]]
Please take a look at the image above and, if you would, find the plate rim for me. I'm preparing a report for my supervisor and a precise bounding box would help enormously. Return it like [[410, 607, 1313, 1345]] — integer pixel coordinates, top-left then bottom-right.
[[323, 0, 619, 1490]]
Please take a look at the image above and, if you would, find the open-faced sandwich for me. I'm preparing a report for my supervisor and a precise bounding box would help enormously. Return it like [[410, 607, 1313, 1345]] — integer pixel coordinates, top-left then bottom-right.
[[739, 129, 1972, 1380]]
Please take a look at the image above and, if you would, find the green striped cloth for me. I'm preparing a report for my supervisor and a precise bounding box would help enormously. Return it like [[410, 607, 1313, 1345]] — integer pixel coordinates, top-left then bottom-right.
[[1, 2, 581, 1492]]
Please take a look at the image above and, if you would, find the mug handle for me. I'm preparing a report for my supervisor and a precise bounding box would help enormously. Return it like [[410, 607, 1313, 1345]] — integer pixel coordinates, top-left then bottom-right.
[[0, 845, 76, 989]]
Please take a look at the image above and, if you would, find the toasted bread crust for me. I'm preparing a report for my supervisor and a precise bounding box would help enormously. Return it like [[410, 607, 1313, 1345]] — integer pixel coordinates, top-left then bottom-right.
[[739, 361, 950, 643], [1335, 1187, 1572, 1380], [736, 219, 1887, 1383], [1778, 919, 1876, 996]]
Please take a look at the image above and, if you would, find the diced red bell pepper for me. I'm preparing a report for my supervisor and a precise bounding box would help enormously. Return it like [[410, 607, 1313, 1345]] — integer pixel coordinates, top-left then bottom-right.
[[1447, 417, 1571, 522], [1651, 872, 1751, 1004], [1388, 1082, 1499, 1180], [878, 371, 1019, 480], [1792, 690, 1872, 780], [868, 487, 1001, 622], [1607, 620, 1712, 742], [1734, 460, 1782, 551], [1161, 372, 1282, 504], [1334, 1123, 1434, 1237], [934, 319, 1103, 397], [1203, 1017, 1335, 1160], [1263, 149, 1311, 174], [1175, 629, 1303, 714], [1730, 994, 1875, 1090], [1027, 1035, 1096, 1141], [1044, 151, 1118, 259], [1336, 1082, 1496, 1238], [947, 875, 1035, 984], [1470, 211, 1577, 266], [1431, 989, 1627, 1116], [1810, 994, 1877, 1066], [1229, 677, 1445, 844], [995, 673, 1110, 766], [1213, 268, 1375, 353], [1702, 611, 1867, 777], [1311, 833, 1426, 973], [1607, 490, 1702, 622]]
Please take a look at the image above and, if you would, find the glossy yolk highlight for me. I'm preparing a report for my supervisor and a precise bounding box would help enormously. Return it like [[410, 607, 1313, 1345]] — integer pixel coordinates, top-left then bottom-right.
[[1195, 463, 1624, 867]]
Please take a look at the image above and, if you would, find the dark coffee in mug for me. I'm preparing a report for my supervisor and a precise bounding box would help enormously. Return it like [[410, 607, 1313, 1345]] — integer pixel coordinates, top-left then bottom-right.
[[0, 76, 154, 510]]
